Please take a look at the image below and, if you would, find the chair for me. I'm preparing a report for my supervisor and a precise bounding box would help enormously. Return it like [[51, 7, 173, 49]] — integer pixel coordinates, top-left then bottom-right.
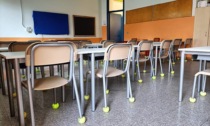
[[155, 40, 174, 77], [189, 68, 210, 103], [136, 40, 154, 83], [153, 38, 160, 42], [100, 40, 106, 44], [85, 43, 135, 113], [23, 42, 86, 125], [127, 38, 138, 45], [184, 38, 193, 48], [171, 39, 182, 64], [103, 40, 115, 48]]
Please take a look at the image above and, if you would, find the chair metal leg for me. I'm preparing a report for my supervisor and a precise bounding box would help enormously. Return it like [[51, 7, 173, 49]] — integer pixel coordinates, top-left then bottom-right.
[[61, 86, 65, 102], [21, 69, 25, 76], [127, 71, 133, 98], [40, 67, 45, 78], [150, 58, 154, 77], [34, 67, 37, 79], [105, 78, 109, 93], [0, 57, 6, 95], [102, 76, 108, 107], [61, 65, 65, 102], [57, 65, 60, 76], [68, 64, 70, 77], [49, 66, 54, 76], [191, 75, 198, 98], [202, 75, 207, 93], [172, 51, 175, 63], [5, 59, 15, 117], [169, 55, 173, 71], [126, 73, 129, 98], [143, 61, 147, 71], [53, 89, 57, 104], [73, 75, 82, 117], [72, 80, 76, 100], [168, 53, 174, 73], [168, 57, 171, 73], [159, 58, 164, 75], [198, 60, 203, 92], [137, 62, 141, 82], [85, 72, 89, 100], [27, 67, 35, 126]]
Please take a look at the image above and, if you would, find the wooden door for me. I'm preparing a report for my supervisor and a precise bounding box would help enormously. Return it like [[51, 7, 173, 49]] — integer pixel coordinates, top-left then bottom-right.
[[193, 7, 210, 47]]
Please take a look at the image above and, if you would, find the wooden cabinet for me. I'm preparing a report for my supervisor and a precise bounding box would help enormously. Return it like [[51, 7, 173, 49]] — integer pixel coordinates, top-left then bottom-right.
[[193, 7, 210, 47]]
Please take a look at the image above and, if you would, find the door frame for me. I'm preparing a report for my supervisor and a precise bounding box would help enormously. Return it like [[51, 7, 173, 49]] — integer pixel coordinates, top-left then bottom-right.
[[107, 0, 125, 42]]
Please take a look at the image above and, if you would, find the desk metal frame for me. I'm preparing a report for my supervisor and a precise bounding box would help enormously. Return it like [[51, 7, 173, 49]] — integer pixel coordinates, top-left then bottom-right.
[[0, 52, 25, 126], [77, 48, 106, 113], [179, 46, 210, 102]]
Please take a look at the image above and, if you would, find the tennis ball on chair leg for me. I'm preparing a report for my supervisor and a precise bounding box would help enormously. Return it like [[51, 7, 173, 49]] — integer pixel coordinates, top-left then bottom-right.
[[84, 95, 90, 100], [200, 91, 207, 96], [78, 116, 86, 124], [189, 97, 196, 103], [152, 76, 156, 80], [129, 97, 135, 103], [106, 89, 110, 94], [52, 103, 59, 109], [138, 79, 143, 83], [103, 107, 110, 113]]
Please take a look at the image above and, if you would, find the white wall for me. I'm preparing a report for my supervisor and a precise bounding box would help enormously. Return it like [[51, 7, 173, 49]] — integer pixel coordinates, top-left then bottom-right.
[[0, 0, 101, 38]]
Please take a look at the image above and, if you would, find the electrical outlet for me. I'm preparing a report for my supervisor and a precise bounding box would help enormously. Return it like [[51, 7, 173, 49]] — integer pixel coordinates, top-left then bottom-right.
[[26, 27, 33, 33]]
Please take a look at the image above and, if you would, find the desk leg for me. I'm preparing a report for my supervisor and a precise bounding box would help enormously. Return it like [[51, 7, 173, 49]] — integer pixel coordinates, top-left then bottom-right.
[[0, 57, 6, 95], [132, 51, 135, 81], [179, 51, 185, 102], [5, 59, 15, 117], [91, 53, 95, 111], [79, 54, 84, 115], [155, 46, 158, 76], [14, 59, 25, 126], [197, 60, 203, 92]]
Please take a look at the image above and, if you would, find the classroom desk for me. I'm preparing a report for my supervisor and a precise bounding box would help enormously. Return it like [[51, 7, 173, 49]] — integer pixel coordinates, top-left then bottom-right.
[[0, 47, 8, 52], [77, 48, 106, 114], [132, 42, 161, 81], [86, 43, 102, 48], [0, 51, 25, 126], [178, 46, 210, 102], [0, 48, 106, 125]]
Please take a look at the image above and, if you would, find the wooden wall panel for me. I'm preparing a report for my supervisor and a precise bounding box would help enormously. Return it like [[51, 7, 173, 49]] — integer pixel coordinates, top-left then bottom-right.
[[126, 6, 153, 24], [153, 1, 178, 20], [126, 0, 192, 24], [176, 0, 192, 17]]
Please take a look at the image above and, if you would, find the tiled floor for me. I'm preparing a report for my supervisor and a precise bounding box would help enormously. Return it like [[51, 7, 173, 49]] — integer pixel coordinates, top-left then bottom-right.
[[1, 60, 210, 126]]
